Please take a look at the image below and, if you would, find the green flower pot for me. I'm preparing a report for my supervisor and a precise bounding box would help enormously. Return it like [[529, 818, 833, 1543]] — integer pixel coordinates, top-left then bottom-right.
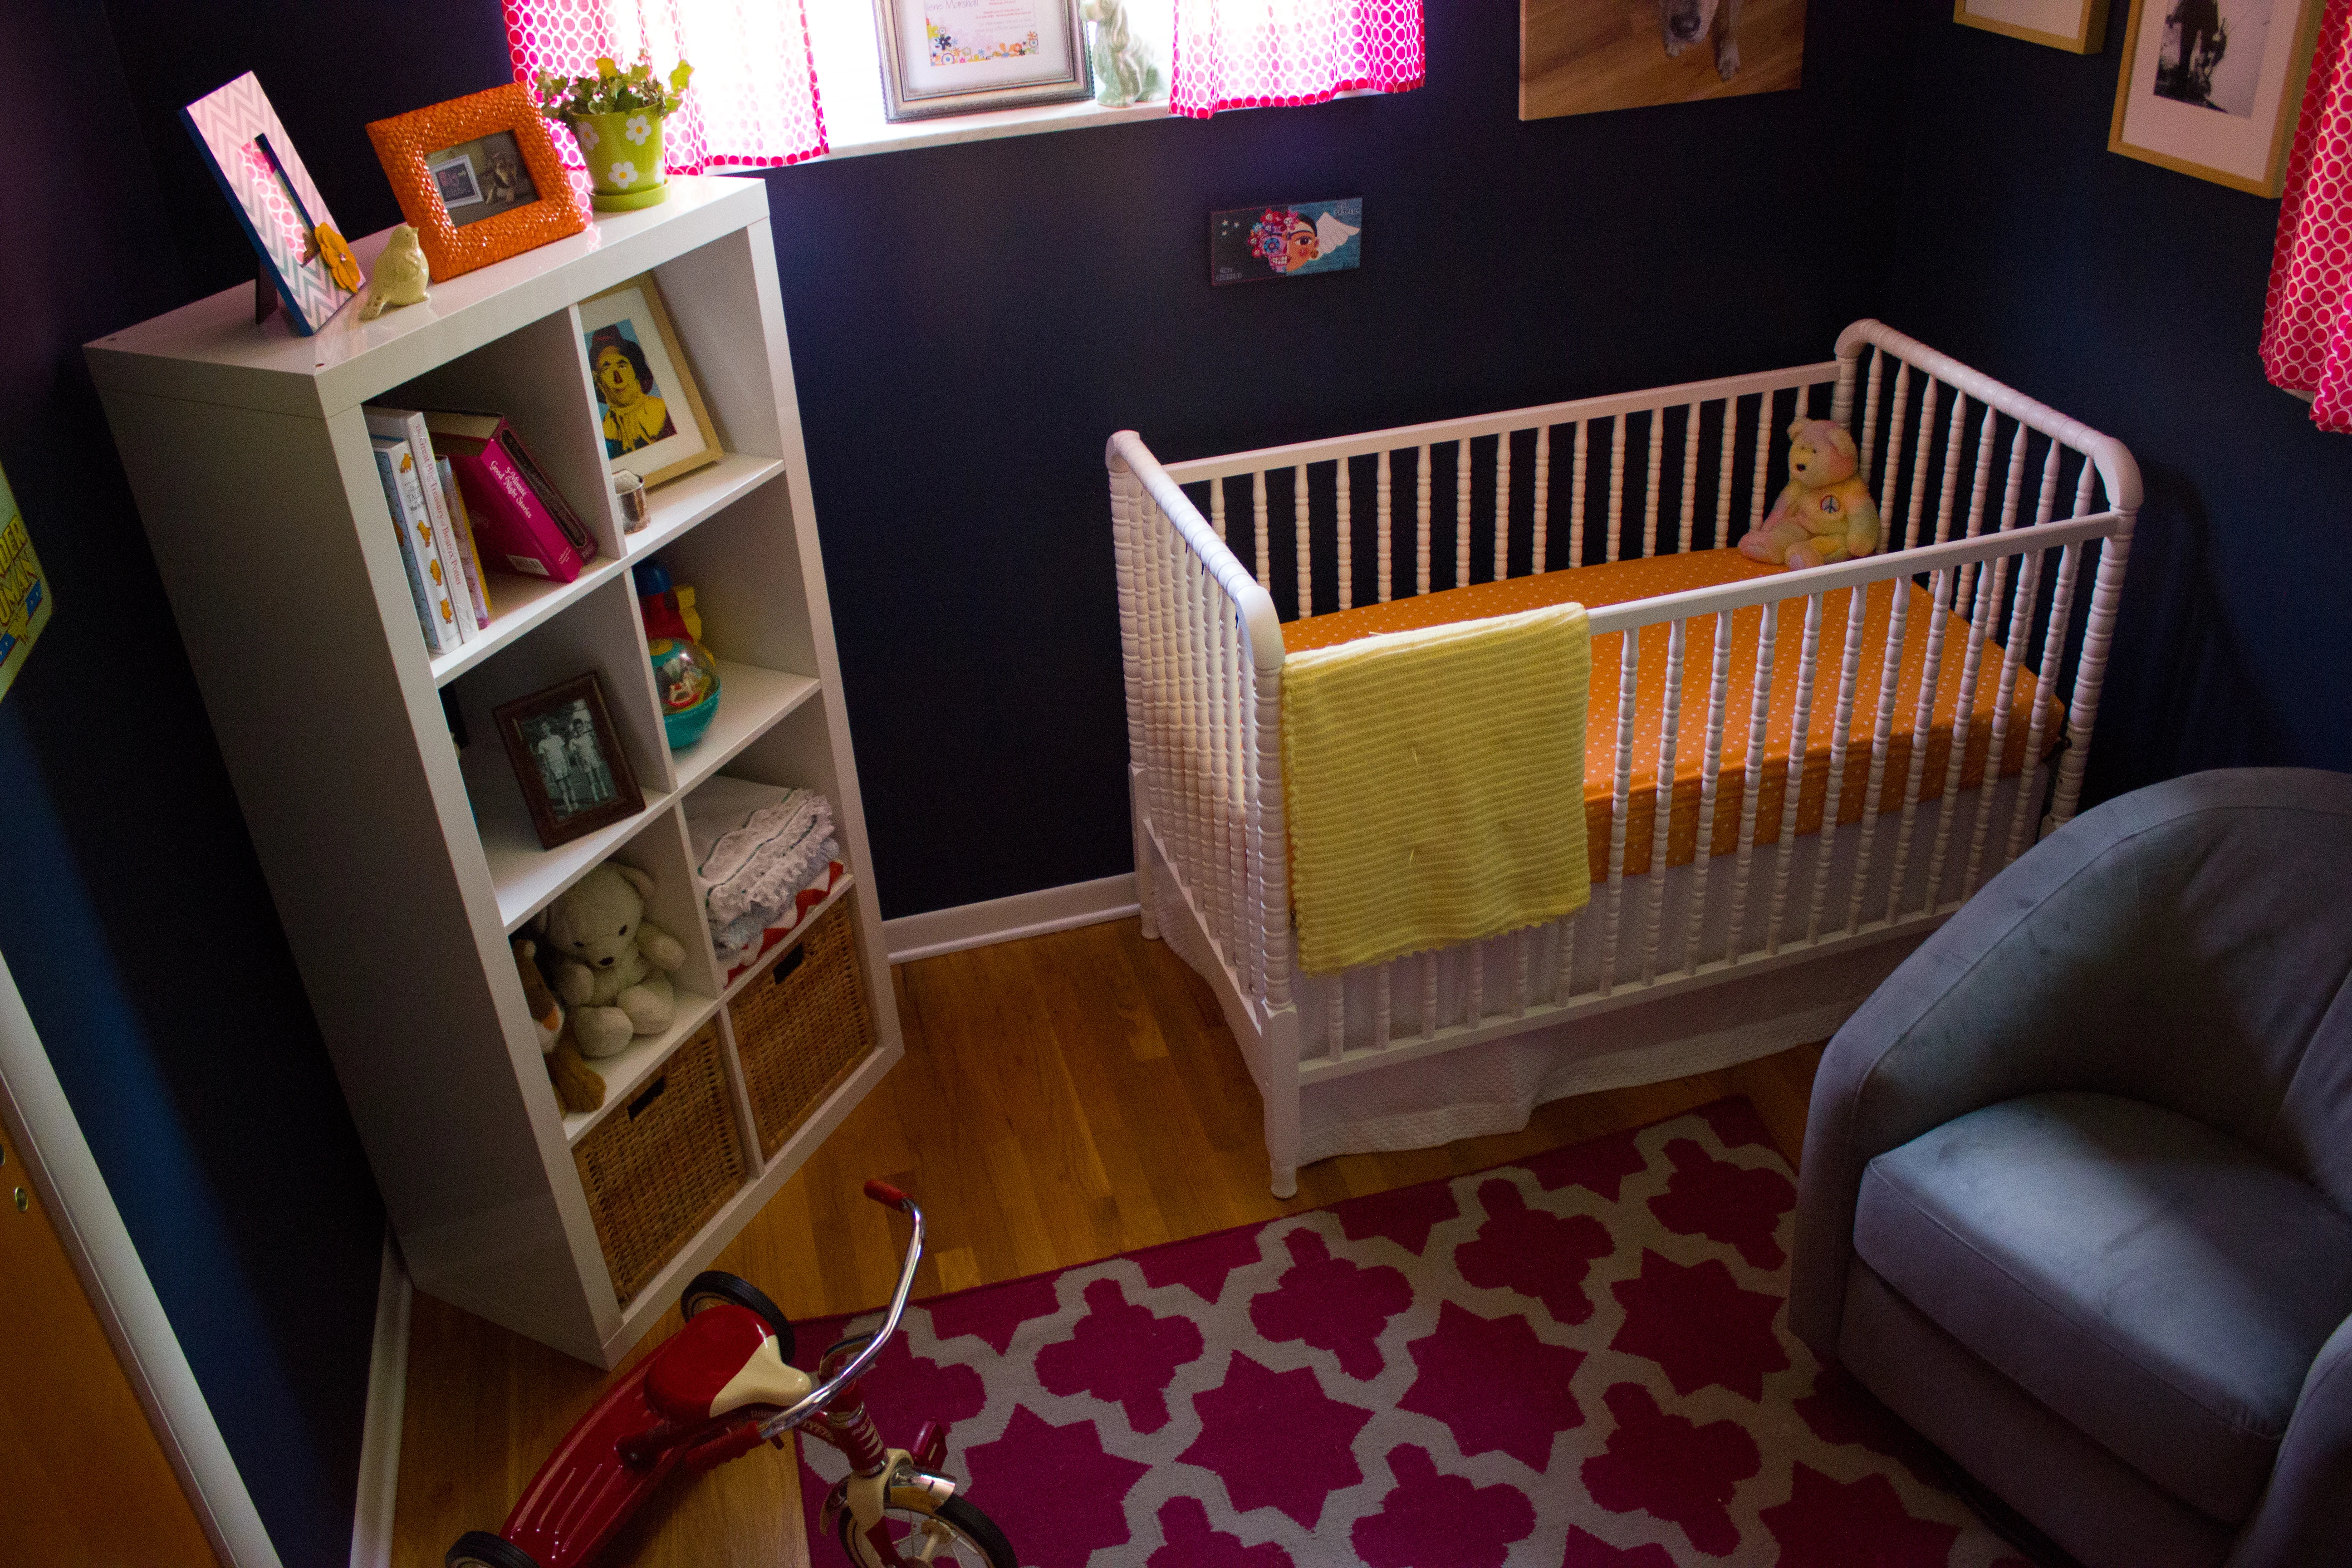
[[566, 111, 669, 212]]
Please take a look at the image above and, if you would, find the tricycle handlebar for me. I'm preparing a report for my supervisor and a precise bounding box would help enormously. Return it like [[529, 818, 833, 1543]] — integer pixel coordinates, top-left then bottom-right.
[[757, 1189, 926, 1438]]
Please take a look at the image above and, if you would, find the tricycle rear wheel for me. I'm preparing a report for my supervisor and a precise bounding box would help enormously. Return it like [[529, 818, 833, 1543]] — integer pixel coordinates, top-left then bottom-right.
[[679, 1269, 796, 1362], [446, 1530, 541, 1568]]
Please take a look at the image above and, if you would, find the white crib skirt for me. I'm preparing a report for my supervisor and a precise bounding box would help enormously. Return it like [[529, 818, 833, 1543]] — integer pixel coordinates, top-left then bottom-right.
[[1150, 774, 2034, 1167]]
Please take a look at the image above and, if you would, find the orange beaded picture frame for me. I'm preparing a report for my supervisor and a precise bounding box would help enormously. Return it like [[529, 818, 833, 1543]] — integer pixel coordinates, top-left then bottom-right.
[[365, 83, 584, 282]]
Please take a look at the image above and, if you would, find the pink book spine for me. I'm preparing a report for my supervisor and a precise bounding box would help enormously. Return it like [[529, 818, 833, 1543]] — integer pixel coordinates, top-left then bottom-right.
[[446, 438, 583, 583]]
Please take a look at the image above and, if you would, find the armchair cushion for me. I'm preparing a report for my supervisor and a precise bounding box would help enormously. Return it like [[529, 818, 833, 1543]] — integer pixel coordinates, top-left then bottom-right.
[[1855, 1090, 2352, 1524]]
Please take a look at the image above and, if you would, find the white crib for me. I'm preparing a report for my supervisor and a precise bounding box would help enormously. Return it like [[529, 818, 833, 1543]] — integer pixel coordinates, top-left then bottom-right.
[[1107, 320, 2138, 1197]]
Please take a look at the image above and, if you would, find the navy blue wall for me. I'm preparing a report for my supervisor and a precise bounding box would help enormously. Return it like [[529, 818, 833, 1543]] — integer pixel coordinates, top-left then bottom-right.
[[1883, 1, 2352, 794], [4, 3, 385, 1563]]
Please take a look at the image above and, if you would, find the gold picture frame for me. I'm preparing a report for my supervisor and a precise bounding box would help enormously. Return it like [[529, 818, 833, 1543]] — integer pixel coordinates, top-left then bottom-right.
[[578, 274, 723, 490], [2108, 0, 2325, 196], [1955, 0, 2109, 53]]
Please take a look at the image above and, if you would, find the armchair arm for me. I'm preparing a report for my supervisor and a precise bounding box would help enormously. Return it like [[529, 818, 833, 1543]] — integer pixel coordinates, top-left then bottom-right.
[[2229, 1314, 2352, 1568], [1791, 771, 2352, 1359]]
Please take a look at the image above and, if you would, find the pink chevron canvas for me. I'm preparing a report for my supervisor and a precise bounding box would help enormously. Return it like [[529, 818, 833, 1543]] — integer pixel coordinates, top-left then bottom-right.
[[183, 73, 353, 336]]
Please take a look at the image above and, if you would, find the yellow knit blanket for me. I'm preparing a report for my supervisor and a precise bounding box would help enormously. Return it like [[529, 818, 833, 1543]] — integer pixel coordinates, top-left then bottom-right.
[[1281, 603, 1592, 975]]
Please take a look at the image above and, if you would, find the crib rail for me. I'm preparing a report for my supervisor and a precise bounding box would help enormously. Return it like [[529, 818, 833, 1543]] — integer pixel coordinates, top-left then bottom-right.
[[1109, 322, 2139, 1150]]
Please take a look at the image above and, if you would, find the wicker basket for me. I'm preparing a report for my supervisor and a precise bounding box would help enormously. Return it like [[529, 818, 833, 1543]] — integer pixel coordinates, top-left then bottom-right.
[[730, 895, 877, 1159], [571, 1020, 744, 1305]]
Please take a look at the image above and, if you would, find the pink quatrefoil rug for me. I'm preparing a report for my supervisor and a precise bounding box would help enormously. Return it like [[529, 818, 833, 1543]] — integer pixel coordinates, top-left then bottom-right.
[[791, 1100, 2029, 1567]]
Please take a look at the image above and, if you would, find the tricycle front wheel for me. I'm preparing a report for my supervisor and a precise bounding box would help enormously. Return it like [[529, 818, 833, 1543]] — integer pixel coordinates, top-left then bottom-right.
[[838, 1493, 1015, 1568], [446, 1530, 541, 1568]]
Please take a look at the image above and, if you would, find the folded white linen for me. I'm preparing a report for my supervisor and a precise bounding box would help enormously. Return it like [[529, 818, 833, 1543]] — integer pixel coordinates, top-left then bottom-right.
[[685, 778, 838, 953]]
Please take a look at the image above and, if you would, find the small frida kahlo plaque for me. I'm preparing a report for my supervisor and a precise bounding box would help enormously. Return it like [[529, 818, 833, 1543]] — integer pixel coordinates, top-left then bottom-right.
[[1212, 198, 1363, 286]]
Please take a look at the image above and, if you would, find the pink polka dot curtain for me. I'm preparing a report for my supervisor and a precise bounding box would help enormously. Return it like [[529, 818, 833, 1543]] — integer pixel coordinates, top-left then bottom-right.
[[502, 0, 827, 170], [1170, 0, 1425, 119], [2262, 0, 2352, 430]]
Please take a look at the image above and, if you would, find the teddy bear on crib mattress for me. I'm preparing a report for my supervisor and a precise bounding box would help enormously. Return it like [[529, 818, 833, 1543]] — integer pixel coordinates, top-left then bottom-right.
[[1740, 418, 1882, 569]]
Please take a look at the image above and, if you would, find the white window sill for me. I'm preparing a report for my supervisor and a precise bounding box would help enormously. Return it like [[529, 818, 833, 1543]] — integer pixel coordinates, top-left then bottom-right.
[[817, 94, 1176, 160]]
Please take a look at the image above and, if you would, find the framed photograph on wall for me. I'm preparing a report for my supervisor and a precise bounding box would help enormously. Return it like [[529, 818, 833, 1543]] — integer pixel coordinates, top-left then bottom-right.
[[366, 83, 585, 281], [1519, 0, 1805, 120], [495, 673, 645, 849], [1955, 0, 2109, 53], [873, 0, 1093, 121], [578, 276, 722, 490], [2109, 0, 2325, 194]]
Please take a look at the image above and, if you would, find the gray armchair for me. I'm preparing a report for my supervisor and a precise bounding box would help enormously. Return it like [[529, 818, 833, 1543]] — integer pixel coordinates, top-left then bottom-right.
[[1793, 769, 2352, 1568]]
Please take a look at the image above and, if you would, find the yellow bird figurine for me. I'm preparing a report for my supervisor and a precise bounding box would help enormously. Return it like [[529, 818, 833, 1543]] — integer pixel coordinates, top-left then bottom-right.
[[361, 224, 431, 320]]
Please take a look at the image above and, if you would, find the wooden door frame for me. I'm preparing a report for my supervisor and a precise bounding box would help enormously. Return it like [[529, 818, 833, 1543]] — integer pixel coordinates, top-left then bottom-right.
[[0, 951, 281, 1568]]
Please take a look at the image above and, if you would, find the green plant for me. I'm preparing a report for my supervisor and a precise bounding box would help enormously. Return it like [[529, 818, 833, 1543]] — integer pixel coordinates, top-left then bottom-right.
[[533, 55, 694, 120]]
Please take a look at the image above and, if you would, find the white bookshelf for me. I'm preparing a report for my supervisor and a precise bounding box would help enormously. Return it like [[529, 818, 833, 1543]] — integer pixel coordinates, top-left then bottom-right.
[[86, 176, 902, 1367]]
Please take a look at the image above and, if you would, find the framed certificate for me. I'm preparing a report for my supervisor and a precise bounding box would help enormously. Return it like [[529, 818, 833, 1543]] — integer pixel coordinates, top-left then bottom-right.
[[873, 0, 1093, 121]]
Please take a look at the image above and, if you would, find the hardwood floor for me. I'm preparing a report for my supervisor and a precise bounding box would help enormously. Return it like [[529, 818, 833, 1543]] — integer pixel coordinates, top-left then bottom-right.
[[390, 916, 1824, 1568]]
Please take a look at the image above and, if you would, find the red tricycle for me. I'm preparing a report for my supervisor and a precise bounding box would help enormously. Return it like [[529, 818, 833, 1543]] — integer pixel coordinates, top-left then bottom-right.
[[446, 1181, 1014, 1568]]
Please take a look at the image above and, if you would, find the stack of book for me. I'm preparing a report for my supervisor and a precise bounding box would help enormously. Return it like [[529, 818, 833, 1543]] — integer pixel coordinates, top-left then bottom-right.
[[364, 406, 601, 657]]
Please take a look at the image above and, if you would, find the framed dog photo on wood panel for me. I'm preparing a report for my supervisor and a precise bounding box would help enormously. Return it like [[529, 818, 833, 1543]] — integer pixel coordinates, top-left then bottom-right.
[[1520, 0, 1805, 120], [2109, 0, 2324, 195], [1955, 0, 2109, 53]]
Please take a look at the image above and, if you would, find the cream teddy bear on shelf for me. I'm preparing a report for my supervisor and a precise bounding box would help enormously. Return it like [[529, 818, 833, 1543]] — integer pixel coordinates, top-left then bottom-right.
[[541, 862, 687, 1058], [1740, 418, 1882, 569]]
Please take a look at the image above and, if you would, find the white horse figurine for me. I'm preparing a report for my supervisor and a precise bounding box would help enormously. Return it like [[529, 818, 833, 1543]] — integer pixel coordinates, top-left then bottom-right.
[[1082, 0, 1164, 108]]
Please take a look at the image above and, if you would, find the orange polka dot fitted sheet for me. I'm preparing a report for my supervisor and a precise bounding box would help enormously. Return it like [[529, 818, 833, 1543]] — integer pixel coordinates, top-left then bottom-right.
[[1282, 549, 2065, 885]]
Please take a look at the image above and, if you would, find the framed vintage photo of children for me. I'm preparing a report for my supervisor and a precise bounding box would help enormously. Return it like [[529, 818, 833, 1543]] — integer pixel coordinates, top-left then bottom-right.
[[578, 275, 722, 490], [495, 672, 645, 848], [2109, 0, 2324, 194], [872, 0, 1093, 120], [366, 82, 585, 280]]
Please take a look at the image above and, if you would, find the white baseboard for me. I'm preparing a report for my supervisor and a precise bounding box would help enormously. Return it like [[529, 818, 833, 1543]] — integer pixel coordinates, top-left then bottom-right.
[[884, 873, 1139, 964], [349, 1228, 412, 1568]]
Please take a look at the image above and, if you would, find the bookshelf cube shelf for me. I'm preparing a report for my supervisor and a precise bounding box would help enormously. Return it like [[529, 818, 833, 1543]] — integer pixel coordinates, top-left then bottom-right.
[[87, 177, 901, 1366]]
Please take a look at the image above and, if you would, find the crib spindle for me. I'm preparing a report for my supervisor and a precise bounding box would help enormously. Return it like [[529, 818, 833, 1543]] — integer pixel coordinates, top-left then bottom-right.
[[1678, 401, 1701, 554], [2052, 477, 2132, 829], [1930, 392, 1969, 547], [1964, 543, 2043, 897], [1883, 564, 1956, 922], [1607, 417, 1627, 564], [1513, 928, 1529, 1018], [1467, 943, 1484, 1029], [1251, 470, 1270, 590], [1327, 981, 1344, 1060], [1639, 617, 1688, 983], [1725, 601, 1780, 965], [1597, 626, 1642, 996], [1210, 475, 1226, 542], [1336, 458, 1353, 612], [1715, 398, 1737, 549], [1925, 544, 2002, 909], [1569, 422, 1590, 568], [1858, 348, 1886, 480], [1533, 426, 1551, 572], [1766, 593, 1825, 956], [1416, 444, 1432, 597], [1678, 612, 1735, 975], [1902, 379, 1941, 551], [1747, 391, 1774, 537], [1421, 953, 1437, 1041], [1953, 404, 1999, 622], [1377, 451, 1394, 604], [1375, 966, 1392, 1050], [2004, 542, 2082, 863], [1876, 364, 1912, 537], [1847, 574, 1916, 934], [1294, 464, 1312, 617], [1804, 586, 1872, 943], [1494, 431, 1511, 583], [1456, 437, 1472, 588], [1642, 410, 1664, 559]]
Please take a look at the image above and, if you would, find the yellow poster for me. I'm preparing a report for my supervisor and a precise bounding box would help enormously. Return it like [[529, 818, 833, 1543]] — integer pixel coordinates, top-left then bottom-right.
[[0, 458, 52, 703]]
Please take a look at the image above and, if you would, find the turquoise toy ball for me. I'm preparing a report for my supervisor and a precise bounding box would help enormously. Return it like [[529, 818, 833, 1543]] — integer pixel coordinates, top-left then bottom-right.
[[650, 637, 721, 750]]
